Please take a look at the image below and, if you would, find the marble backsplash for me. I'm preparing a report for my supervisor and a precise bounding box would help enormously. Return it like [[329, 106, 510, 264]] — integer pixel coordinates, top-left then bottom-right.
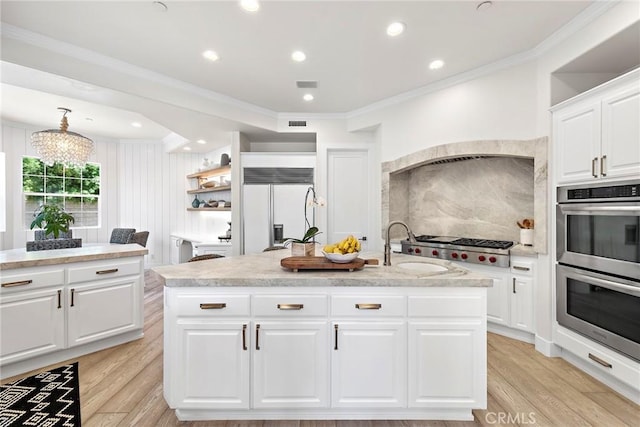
[[382, 138, 548, 253], [407, 157, 534, 241]]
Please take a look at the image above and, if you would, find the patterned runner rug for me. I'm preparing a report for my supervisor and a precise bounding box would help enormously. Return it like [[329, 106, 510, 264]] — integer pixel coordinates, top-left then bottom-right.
[[0, 362, 81, 426]]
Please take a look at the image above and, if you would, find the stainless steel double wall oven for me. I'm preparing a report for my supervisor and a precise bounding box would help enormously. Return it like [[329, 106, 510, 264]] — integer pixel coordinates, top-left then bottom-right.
[[556, 179, 640, 361]]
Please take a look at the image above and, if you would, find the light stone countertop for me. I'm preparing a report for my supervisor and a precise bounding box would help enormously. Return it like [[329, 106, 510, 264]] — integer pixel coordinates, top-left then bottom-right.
[[0, 243, 148, 270], [510, 244, 539, 257], [152, 250, 492, 288]]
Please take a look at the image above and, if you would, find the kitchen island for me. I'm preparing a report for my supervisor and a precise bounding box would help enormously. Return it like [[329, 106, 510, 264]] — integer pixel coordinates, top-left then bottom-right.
[[154, 250, 491, 421], [0, 243, 147, 378]]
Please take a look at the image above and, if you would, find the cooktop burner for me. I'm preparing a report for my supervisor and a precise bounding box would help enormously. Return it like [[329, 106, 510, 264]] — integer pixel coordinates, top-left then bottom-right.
[[450, 238, 514, 250], [403, 234, 514, 267]]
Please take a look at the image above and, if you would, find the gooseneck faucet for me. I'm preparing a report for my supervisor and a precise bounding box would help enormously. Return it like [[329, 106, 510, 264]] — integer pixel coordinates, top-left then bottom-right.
[[384, 221, 417, 266]]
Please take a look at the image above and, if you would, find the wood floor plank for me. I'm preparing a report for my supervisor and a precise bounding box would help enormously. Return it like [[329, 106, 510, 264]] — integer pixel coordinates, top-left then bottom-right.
[[584, 392, 640, 426], [116, 381, 169, 427], [300, 421, 338, 427], [82, 412, 127, 427], [263, 421, 300, 427]]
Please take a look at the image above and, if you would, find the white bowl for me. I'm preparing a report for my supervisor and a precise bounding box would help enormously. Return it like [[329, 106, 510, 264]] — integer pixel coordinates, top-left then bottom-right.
[[322, 250, 359, 263]]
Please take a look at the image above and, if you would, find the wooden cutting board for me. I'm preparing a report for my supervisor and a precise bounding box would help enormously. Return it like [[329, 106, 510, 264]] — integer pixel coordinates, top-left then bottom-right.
[[281, 256, 379, 272]]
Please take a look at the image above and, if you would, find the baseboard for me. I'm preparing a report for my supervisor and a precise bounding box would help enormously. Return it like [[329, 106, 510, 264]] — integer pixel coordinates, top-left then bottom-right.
[[488, 324, 535, 344], [535, 334, 561, 357]]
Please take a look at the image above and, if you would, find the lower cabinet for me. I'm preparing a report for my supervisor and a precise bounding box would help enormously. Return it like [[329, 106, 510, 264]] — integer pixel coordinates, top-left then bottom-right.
[[164, 287, 487, 419]]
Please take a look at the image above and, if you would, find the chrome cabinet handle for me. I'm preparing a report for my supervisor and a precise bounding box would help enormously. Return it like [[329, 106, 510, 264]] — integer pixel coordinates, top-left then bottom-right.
[[96, 268, 118, 275], [242, 324, 247, 351], [1, 280, 33, 288], [57, 290, 62, 309], [513, 266, 530, 272], [277, 303, 304, 310], [334, 324, 339, 350], [256, 324, 260, 350], [199, 303, 227, 310], [355, 303, 382, 310], [589, 353, 612, 368], [70, 288, 75, 307], [512, 278, 516, 294], [601, 155, 607, 176], [592, 157, 598, 178]]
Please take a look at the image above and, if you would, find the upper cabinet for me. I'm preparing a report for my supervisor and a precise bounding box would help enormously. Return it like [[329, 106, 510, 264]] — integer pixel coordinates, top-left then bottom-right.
[[186, 165, 231, 211], [552, 69, 640, 185]]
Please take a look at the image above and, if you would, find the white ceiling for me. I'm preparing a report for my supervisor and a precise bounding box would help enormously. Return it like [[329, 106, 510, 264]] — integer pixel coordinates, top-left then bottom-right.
[[0, 0, 622, 147]]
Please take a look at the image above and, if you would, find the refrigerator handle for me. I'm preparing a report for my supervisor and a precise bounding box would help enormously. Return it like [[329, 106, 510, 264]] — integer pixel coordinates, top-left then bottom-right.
[[269, 184, 274, 247]]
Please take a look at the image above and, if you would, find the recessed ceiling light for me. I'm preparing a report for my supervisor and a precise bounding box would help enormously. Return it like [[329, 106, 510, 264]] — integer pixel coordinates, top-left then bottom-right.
[[240, 0, 260, 12], [476, 1, 493, 11], [429, 59, 445, 70], [183, 146, 191, 151], [131, 122, 142, 128], [386, 22, 405, 37], [197, 139, 207, 145], [152, 1, 168, 12], [303, 94, 314, 102], [291, 51, 306, 62], [202, 50, 219, 62]]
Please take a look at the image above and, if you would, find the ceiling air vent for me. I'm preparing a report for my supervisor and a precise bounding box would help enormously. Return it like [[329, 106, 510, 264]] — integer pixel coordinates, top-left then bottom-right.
[[288, 120, 307, 127], [296, 81, 318, 88]]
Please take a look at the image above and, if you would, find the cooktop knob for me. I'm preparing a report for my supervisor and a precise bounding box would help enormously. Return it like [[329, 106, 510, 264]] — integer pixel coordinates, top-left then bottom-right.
[[432, 250, 439, 256], [489, 256, 497, 263], [461, 253, 468, 260], [451, 252, 458, 259], [478, 255, 486, 262], [408, 248, 414, 253], [415, 248, 422, 254]]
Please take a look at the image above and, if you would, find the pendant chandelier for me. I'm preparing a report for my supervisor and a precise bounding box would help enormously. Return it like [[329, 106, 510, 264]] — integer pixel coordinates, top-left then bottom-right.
[[31, 107, 94, 168]]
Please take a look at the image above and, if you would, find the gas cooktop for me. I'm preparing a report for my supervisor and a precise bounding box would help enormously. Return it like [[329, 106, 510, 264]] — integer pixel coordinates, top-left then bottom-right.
[[402, 235, 514, 267]]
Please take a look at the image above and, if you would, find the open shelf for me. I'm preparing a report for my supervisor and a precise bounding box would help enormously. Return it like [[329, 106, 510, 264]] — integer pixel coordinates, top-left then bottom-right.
[[187, 207, 231, 212], [187, 185, 231, 194], [187, 165, 231, 180]]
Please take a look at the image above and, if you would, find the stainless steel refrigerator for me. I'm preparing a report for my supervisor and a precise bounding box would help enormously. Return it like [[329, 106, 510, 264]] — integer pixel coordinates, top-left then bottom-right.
[[242, 167, 314, 255]]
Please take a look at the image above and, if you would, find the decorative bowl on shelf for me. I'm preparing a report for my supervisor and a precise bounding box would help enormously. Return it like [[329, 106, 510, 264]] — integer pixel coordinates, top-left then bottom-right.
[[202, 181, 217, 188], [322, 250, 359, 263]]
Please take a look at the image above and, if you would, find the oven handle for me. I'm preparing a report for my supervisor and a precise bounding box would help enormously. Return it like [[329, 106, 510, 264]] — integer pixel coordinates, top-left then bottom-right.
[[558, 205, 640, 216], [568, 269, 640, 297]]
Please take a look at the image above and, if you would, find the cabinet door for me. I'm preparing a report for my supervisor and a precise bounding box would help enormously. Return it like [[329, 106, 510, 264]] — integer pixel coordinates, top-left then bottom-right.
[[485, 274, 509, 327], [0, 288, 65, 364], [408, 321, 486, 408], [554, 100, 601, 184], [253, 321, 329, 408], [174, 321, 250, 409], [601, 83, 640, 179], [510, 276, 534, 333], [331, 321, 406, 407], [67, 277, 142, 347]]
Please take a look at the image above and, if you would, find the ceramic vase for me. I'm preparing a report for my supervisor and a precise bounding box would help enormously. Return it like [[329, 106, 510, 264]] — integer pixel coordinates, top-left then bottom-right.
[[291, 242, 315, 257]]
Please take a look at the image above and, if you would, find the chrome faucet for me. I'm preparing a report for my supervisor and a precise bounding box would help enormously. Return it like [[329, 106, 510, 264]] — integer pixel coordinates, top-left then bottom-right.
[[384, 221, 417, 266]]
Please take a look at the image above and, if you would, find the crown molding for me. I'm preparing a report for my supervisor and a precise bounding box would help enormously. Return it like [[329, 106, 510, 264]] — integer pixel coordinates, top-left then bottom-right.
[[0, 23, 278, 119]]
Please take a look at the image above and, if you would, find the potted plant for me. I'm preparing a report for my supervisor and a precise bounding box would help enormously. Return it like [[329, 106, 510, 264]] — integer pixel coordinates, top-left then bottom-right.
[[284, 226, 321, 257], [27, 204, 82, 251]]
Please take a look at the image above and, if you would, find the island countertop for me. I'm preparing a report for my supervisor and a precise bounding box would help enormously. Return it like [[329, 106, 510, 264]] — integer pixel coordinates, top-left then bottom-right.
[[0, 243, 148, 270], [153, 250, 492, 288]]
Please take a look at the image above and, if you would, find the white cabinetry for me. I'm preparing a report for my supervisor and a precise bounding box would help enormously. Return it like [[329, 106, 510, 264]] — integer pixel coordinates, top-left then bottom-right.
[[0, 256, 144, 378], [510, 259, 535, 333], [553, 70, 640, 184], [164, 286, 487, 420]]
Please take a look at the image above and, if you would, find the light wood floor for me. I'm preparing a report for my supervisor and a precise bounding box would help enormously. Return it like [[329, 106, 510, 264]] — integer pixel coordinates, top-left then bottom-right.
[[3, 271, 638, 426]]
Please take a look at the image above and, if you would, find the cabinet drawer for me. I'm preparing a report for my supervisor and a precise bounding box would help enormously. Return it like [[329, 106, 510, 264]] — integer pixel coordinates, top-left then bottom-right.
[[408, 295, 484, 317], [175, 294, 250, 317], [1, 269, 64, 291], [252, 295, 327, 317], [68, 259, 141, 284], [331, 295, 405, 317]]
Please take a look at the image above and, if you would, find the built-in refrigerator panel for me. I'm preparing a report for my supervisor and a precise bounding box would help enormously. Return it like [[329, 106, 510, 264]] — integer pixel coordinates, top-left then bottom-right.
[[273, 184, 310, 244], [242, 184, 271, 255]]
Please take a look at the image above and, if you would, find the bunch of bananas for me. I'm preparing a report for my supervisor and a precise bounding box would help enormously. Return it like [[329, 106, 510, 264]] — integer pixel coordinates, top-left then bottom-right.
[[323, 235, 361, 254]]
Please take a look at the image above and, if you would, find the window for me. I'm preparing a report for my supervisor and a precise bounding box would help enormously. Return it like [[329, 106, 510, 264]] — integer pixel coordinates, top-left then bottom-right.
[[22, 157, 101, 228]]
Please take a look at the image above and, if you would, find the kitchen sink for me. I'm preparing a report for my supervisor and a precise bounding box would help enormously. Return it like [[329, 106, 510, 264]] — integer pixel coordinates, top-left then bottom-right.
[[396, 262, 449, 273]]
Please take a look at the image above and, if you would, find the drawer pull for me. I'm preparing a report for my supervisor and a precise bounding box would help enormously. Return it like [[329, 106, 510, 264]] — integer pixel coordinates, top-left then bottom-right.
[[2, 279, 33, 288], [242, 324, 247, 351], [334, 324, 339, 350], [96, 268, 119, 275], [256, 324, 261, 350], [277, 303, 304, 310], [513, 278, 516, 294], [588, 353, 612, 368], [57, 290, 62, 309], [512, 266, 530, 272], [70, 288, 75, 307], [355, 303, 382, 310], [199, 303, 227, 310]]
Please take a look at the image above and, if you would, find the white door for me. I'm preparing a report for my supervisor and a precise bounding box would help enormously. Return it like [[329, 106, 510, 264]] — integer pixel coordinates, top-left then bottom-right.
[[331, 321, 406, 407], [511, 276, 534, 333], [0, 288, 65, 364], [554, 100, 601, 184], [175, 321, 250, 409], [327, 150, 370, 249], [601, 83, 640, 179], [242, 184, 270, 254], [67, 278, 141, 346], [253, 321, 329, 408], [408, 321, 485, 408]]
